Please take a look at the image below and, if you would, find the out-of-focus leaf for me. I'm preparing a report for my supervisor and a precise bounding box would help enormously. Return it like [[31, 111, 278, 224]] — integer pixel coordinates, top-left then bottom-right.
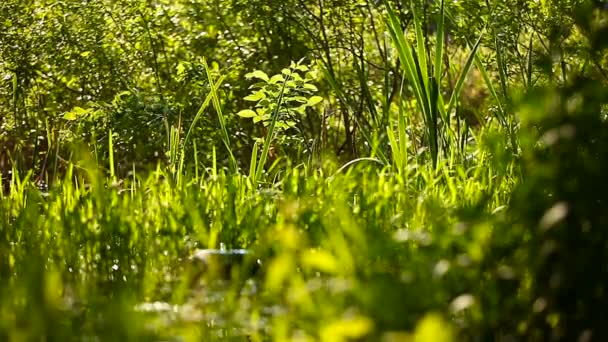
[[321, 316, 374, 341]]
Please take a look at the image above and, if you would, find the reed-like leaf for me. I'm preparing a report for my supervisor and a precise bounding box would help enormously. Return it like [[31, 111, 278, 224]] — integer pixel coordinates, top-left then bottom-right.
[[446, 32, 484, 117], [255, 74, 289, 181], [249, 140, 259, 180], [434, 0, 445, 84], [474, 50, 507, 127], [202, 58, 237, 173]]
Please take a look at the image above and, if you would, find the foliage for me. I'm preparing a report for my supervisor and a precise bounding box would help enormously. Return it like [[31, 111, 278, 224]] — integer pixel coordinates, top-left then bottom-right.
[[1, 0, 608, 340]]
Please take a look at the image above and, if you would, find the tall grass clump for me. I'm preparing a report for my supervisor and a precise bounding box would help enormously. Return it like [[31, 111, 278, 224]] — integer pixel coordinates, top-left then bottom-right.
[[0, 136, 520, 340], [383, 0, 515, 168]]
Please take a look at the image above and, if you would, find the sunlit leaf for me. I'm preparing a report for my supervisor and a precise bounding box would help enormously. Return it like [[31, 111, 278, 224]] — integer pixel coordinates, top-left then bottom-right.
[[303, 83, 318, 92], [245, 70, 269, 82], [63, 107, 92, 121], [237, 109, 257, 118], [413, 313, 454, 342], [307, 96, 323, 106], [269, 75, 285, 84], [244, 91, 266, 101], [295, 65, 309, 72], [321, 316, 374, 341], [301, 249, 339, 273]]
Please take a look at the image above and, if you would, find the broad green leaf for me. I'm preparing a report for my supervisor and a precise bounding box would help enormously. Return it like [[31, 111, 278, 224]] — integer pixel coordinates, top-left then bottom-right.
[[295, 64, 309, 72], [307, 96, 323, 106], [295, 105, 307, 114], [249, 82, 266, 89], [244, 91, 266, 101], [256, 108, 267, 115], [413, 313, 454, 342], [321, 317, 374, 341], [245, 70, 269, 82], [303, 83, 318, 91], [269, 75, 285, 84], [301, 249, 339, 273], [237, 109, 257, 118]]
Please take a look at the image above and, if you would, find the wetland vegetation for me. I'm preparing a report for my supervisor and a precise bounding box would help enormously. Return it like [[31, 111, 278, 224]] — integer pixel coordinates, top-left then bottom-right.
[[1, 0, 608, 340]]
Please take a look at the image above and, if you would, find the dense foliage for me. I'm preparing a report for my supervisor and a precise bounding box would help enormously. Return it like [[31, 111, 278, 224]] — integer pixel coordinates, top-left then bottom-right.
[[1, 0, 607, 340]]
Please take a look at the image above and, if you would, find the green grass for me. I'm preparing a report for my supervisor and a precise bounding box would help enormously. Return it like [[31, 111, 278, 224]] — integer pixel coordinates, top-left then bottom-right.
[[3, 0, 604, 340], [0, 4, 522, 339], [0, 131, 518, 340]]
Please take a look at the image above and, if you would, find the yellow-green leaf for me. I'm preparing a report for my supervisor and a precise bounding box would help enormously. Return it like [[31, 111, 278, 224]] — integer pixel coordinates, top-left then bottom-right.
[[63, 107, 92, 121], [307, 96, 323, 106], [321, 316, 374, 341], [245, 70, 269, 82], [237, 109, 257, 118], [295, 65, 309, 72], [301, 249, 339, 273], [303, 83, 318, 92], [244, 91, 266, 101], [413, 313, 454, 342], [269, 75, 285, 84]]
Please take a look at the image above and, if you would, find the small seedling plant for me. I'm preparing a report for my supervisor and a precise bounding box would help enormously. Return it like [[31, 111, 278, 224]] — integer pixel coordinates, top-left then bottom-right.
[[237, 61, 322, 146]]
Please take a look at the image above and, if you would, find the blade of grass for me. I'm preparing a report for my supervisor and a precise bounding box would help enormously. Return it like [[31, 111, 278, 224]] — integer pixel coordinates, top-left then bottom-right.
[[397, 71, 409, 177], [384, 0, 444, 167], [383, 1, 425, 109], [526, 35, 533, 90], [446, 32, 484, 118], [255, 73, 290, 182], [412, 2, 430, 99], [202, 58, 237, 173], [387, 125, 401, 168], [434, 0, 445, 84], [249, 141, 259, 180], [108, 129, 115, 180], [473, 49, 507, 127], [183, 76, 225, 149], [495, 35, 509, 100]]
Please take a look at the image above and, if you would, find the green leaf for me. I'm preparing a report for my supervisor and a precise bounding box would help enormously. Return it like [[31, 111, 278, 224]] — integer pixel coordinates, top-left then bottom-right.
[[63, 107, 92, 121], [303, 83, 318, 92], [307, 96, 323, 106], [256, 108, 267, 116], [269, 75, 285, 84], [295, 65, 309, 72], [245, 70, 270, 82], [447, 31, 484, 117], [176, 62, 187, 77], [249, 82, 266, 89], [244, 91, 266, 101], [237, 109, 257, 118]]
